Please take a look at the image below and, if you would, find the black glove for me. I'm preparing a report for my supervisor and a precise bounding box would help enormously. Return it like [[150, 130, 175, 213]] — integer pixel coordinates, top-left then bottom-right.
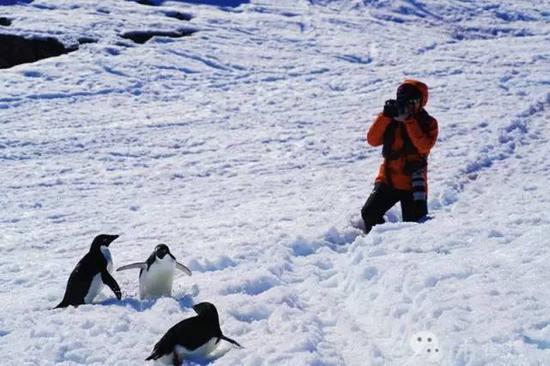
[[383, 99, 399, 118]]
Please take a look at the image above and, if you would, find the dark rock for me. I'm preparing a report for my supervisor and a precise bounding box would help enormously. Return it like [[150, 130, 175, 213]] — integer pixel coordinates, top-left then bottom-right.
[[120, 29, 195, 44], [0, 34, 77, 69], [131, 0, 248, 6], [173, 0, 249, 7], [133, 0, 160, 5], [164, 11, 192, 21], [0, 17, 11, 27], [78, 37, 97, 45]]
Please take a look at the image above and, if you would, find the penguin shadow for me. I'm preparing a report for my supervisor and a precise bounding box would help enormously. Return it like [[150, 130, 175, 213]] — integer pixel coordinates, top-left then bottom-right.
[[97, 293, 196, 312], [178, 349, 232, 365], [99, 297, 157, 311]]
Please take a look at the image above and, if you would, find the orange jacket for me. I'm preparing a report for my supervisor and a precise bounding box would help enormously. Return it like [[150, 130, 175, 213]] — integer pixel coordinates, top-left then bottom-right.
[[367, 80, 438, 191]]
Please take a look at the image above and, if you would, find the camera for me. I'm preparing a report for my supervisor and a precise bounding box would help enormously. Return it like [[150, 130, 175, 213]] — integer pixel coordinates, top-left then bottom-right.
[[383, 97, 420, 118], [383, 99, 407, 118]]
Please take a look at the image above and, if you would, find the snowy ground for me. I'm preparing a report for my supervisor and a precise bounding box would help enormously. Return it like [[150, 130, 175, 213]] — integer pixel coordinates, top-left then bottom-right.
[[0, 0, 549, 365]]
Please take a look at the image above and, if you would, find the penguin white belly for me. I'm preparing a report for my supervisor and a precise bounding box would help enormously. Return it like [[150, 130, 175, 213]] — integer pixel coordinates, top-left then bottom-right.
[[179, 337, 219, 357], [84, 274, 104, 303], [158, 338, 218, 364], [100, 245, 114, 272], [140, 257, 175, 299]]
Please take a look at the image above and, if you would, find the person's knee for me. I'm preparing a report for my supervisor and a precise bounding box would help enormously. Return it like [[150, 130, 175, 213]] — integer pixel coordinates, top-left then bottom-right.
[[361, 203, 375, 222], [361, 204, 384, 226], [361, 183, 393, 232], [361, 203, 370, 220]]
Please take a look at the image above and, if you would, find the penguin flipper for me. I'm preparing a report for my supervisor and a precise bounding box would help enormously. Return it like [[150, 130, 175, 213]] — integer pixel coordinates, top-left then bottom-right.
[[116, 262, 147, 271], [176, 262, 192, 276], [101, 271, 122, 300], [146, 328, 178, 361], [219, 334, 244, 349], [145, 349, 161, 361]]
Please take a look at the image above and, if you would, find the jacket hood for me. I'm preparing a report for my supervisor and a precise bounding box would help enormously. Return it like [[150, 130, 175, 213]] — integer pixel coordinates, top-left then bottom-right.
[[400, 79, 429, 107]]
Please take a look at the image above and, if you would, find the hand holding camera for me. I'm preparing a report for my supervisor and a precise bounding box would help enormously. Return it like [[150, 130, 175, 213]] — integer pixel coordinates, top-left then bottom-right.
[[383, 99, 400, 118], [383, 98, 419, 121]]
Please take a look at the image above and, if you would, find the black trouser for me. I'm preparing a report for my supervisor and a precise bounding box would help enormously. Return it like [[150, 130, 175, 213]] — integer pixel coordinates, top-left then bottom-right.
[[361, 183, 427, 234]]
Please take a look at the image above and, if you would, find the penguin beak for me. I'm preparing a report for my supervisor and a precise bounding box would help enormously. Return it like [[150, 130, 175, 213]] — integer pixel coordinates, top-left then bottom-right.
[[106, 235, 119, 246]]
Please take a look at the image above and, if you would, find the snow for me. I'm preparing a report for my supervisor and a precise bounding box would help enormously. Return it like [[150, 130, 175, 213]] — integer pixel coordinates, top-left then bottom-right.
[[0, 0, 549, 365]]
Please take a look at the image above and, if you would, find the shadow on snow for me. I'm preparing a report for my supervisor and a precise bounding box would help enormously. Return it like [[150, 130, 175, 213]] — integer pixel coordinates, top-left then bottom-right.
[[99, 293, 195, 312]]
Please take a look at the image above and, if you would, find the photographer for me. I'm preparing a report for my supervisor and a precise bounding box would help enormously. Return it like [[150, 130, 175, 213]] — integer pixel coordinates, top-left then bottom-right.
[[361, 80, 438, 234]]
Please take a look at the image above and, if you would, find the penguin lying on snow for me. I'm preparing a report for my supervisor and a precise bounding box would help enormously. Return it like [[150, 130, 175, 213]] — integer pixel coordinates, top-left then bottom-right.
[[146, 302, 243, 365], [55, 234, 122, 308], [116, 244, 192, 299]]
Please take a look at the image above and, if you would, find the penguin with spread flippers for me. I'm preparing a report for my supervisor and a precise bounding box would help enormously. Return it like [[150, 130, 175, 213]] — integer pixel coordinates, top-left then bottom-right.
[[117, 244, 192, 300], [146, 302, 243, 365], [55, 234, 121, 308]]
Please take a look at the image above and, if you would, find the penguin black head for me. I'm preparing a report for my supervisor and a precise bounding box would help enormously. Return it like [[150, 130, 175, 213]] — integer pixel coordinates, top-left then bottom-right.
[[193, 302, 220, 329], [90, 234, 119, 251], [193, 302, 218, 317], [154, 244, 173, 259], [192, 302, 244, 349]]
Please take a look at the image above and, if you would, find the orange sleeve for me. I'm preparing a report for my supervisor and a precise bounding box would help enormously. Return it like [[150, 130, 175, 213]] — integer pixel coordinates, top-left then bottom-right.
[[367, 114, 391, 147], [403, 116, 438, 154]]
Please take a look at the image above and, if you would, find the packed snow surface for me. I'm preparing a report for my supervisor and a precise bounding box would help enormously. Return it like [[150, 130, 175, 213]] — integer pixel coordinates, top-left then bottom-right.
[[0, 0, 549, 365]]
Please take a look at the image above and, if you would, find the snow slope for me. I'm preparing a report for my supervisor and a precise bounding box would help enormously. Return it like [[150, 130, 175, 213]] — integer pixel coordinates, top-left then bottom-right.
[[0, 0, 549, 365]]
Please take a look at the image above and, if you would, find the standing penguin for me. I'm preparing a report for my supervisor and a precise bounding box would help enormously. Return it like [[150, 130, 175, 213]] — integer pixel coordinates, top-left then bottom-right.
[[55, 234, 121, 308], [116, 244, 192, 299], [145, 302, 243, 364]]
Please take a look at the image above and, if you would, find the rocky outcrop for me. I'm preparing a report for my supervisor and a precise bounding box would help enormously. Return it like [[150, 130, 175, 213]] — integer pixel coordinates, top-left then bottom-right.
[[0, 34, 77, 69], [120, 29, 195, 44], [0, 17, 12, 27]]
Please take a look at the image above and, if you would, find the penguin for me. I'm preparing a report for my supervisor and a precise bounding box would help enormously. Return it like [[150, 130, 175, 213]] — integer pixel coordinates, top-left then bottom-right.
[[55, 234, 121, 308], [116, 244, 192, 300], [145, 302, 243, 365]]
